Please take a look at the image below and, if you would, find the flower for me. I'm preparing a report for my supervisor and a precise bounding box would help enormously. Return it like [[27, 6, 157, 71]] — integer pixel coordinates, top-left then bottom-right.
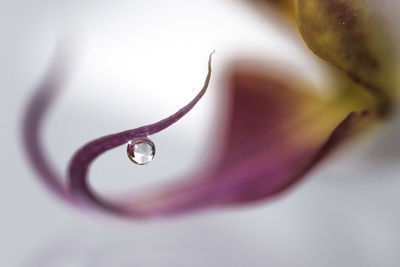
[[23, 0, 398, 218]]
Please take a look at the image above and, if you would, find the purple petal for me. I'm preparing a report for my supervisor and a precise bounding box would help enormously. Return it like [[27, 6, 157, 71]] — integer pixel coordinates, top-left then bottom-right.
[[23, 48, 374, 219]]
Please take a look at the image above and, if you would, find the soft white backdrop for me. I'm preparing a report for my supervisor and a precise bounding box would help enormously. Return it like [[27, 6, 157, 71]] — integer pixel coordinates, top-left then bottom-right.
[[1, 0, 400, 266]]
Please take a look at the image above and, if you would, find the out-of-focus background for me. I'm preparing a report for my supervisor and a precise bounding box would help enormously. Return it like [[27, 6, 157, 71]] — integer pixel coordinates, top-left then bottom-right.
[[1, 0, 400, 266]]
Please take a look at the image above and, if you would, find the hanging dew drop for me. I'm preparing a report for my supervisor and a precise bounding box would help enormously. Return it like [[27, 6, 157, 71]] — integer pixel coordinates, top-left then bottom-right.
[[127, 138, 155, 165]]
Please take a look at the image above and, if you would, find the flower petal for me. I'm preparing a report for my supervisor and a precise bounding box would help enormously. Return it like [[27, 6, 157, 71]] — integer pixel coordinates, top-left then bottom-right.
[[23, 47, 216, 216], [22, 44, 75, 203], [115, 63, 375, 217], [23, 43, 375, 218], [295, 0, 398, 113]]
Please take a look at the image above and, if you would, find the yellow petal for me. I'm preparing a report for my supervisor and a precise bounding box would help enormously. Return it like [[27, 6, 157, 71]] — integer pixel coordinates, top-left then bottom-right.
[[295, 0, 399, 114]]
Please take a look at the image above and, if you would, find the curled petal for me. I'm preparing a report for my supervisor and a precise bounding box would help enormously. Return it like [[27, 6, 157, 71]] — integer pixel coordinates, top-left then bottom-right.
[[23, 47, 215, 216], [68, 52, 214, 214], [23, 49, 375, 219]]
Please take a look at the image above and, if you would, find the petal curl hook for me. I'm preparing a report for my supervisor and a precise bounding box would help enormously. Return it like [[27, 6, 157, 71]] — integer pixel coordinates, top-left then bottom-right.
[[22, 45, 215, 218]]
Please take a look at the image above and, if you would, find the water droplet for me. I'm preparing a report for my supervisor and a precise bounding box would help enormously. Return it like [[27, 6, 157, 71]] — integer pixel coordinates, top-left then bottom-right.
[[127, 138, 156, 165]]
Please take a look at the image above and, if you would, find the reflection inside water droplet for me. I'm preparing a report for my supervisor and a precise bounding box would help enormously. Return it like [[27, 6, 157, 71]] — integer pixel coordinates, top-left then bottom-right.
[[127, 138, 155, 165]]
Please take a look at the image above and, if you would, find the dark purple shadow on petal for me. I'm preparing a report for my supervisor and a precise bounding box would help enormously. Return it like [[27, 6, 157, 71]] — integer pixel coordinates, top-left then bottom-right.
[[22, 44, 75, 204]]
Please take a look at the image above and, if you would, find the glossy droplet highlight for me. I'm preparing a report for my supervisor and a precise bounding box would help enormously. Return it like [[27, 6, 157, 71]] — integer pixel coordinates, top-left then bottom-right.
[[127, 138, 156, 165]]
